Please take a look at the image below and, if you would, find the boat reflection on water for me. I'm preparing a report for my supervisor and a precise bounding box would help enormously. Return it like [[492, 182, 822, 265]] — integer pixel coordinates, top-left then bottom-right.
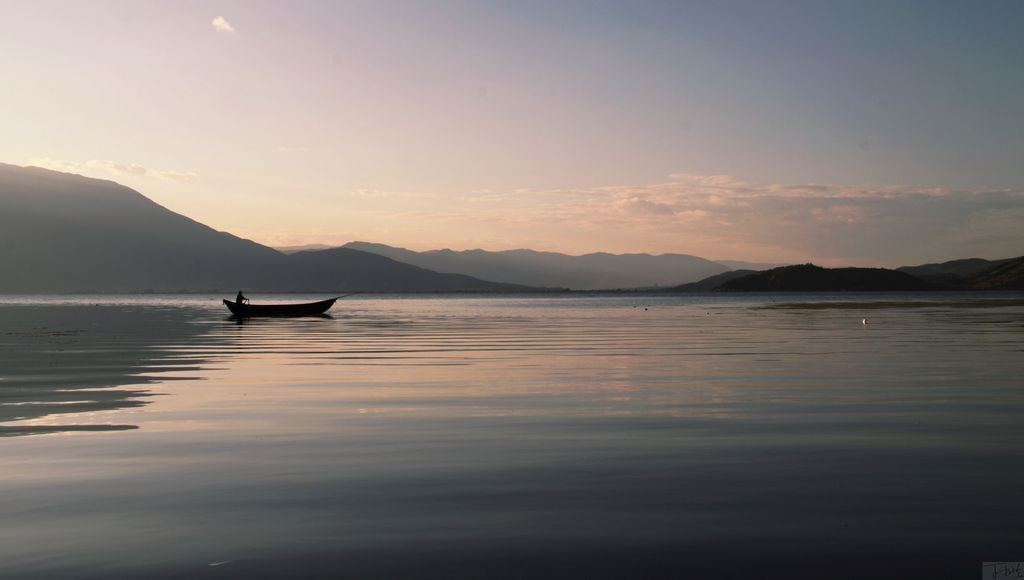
[[229, 312, 334, 325]]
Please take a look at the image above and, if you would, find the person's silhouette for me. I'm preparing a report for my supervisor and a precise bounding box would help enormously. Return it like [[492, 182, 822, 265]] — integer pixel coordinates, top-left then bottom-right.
[[236, 291, 249, 306]]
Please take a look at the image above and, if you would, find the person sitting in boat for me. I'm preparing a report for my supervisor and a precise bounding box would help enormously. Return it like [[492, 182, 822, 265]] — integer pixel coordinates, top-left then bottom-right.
[[236, 291, 249, 306]]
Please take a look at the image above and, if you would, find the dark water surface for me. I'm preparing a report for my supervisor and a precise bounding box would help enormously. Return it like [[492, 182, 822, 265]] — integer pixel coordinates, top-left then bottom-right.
[[2, 294, 1023, 579]]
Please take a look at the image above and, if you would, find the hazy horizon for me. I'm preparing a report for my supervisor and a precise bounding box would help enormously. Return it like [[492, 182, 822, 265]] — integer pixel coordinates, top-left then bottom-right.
[[3, 157, 1019, 271], [2, 1, 1022, 265]]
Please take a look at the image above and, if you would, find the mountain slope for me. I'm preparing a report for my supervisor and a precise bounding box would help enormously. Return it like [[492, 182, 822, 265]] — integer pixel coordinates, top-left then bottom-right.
[[0, 163, 287, 292], [0, 164, 535, 292], [967, 256, 1024, 290], [343, 241, 729, 290], [897, 257, 1019, 289], [898, 257, 1007, 279]]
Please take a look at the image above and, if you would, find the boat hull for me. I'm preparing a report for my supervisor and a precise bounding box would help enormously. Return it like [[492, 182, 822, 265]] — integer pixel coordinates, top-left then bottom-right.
[[223, 298, 336, 317]]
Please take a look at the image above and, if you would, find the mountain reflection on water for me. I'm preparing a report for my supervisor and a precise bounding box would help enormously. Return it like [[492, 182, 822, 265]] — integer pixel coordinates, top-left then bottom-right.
[[0, 306, 213, 436], [1, 294, 1023, 579]]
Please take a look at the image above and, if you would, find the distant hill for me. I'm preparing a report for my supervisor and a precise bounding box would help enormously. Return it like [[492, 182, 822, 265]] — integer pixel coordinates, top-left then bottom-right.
[[343, 241, 729, 290], [0, 164, 533, 293], [715, 264, 935, 292], [898, 257, 1007, 279], [897, 257, 1018, 289], [669, 270, 756, 292], [967, 256, 1024, 290]]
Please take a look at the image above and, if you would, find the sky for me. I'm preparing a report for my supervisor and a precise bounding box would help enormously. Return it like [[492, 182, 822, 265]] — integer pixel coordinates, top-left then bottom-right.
[[1, 0, 1022, 265]]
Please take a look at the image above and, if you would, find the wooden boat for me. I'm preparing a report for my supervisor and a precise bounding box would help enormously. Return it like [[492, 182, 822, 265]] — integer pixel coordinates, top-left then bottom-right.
[[223, 297, 337, 317]]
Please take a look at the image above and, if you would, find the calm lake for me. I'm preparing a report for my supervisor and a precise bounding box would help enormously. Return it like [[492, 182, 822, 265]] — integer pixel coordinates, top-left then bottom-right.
[[2, 293, 1023, 579]]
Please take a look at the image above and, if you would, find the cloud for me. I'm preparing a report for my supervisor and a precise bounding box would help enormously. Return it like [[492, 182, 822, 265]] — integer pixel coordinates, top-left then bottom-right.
[[616, 196, 675, 216], [211, 16, 235, 33], [29, 157, 198, 181], [350, 174, 1023, 265]]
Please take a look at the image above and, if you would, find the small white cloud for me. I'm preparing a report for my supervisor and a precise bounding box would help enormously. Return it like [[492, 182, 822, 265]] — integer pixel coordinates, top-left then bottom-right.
[[211, 16, 235, 33]]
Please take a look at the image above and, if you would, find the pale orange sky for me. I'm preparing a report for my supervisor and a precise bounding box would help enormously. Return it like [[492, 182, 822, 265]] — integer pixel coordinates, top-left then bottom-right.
[[2, 1, 1022, 266]]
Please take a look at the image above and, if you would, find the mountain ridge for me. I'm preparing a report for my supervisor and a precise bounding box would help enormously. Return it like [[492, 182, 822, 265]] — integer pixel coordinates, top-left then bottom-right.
[[672, 259, 1024, 292], [0, 164, 533, 293], [4, 163, 1020, 293], [896, 257, 1017, 289], [342, 241, 729, 290]]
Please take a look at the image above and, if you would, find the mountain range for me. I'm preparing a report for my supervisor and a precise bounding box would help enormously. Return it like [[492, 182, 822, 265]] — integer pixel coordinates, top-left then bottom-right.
[[341, 241, 730, 290], [672, 259, 1024, 292], [0, 164, 527, 293], [1, 163, 1020, 293]]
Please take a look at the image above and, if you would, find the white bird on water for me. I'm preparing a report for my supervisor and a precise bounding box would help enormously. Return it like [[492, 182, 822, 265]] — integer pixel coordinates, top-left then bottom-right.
[[862, 318, 868, 325]]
